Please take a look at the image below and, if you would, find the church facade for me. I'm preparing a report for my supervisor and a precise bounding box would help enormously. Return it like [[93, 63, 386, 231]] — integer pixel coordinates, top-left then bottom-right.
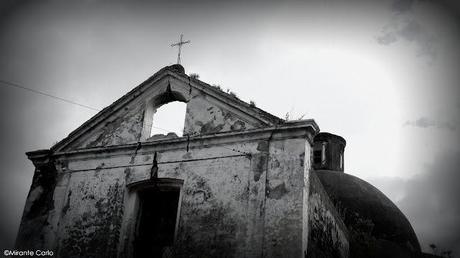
[[16, 65, 422, 257]]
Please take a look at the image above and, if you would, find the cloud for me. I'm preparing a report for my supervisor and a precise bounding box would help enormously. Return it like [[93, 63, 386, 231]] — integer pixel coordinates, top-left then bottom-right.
[[370, 150, 460, 254], [397, 150, 460, 254], [404, 117, 456, 131], [376, 0, 445, 60], [377, 19, 437, 58], [390, 0, 460, 15], [391, 0, 414, 13], [398, 20, 422, 42]]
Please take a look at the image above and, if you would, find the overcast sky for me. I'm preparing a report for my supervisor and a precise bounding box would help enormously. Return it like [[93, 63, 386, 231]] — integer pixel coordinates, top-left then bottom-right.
[[1, 0, 459, 254]]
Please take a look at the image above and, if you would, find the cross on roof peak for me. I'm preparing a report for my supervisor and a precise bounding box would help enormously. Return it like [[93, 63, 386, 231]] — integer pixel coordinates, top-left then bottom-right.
[[171, 34, 191, 65]]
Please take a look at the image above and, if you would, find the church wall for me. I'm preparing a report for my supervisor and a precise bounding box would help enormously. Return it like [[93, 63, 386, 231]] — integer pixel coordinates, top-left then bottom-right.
[[55, 167, 126, 258], [18, 127, 314, 258], [307, 171, 349, 258], [15, 153, 58, 251], [15, 66, 332, 258], [262, 137, 307, 258], [67, 103, 146, 150], [183, 93, 259, 136]]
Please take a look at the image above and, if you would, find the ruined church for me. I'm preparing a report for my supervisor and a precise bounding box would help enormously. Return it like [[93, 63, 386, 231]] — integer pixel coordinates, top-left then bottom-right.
[[17, 64, 424, 257]]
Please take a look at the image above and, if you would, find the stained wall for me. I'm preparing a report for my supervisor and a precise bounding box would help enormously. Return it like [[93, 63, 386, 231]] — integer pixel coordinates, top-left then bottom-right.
[[16, 66, 350, 257], [18, 126, 320, 258]]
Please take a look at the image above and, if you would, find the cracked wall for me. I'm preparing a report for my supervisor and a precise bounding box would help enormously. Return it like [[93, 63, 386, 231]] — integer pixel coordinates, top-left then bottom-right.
[[56, 169, 125, 258], [262, 138, 307, 258], [62, 77, 266, 151], [16, 67, 332, 257], [18, 127, 319, 258]]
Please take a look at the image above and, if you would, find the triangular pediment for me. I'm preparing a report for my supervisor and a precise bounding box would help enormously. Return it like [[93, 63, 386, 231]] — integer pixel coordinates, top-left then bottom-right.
[[52, 65, 283, 152]]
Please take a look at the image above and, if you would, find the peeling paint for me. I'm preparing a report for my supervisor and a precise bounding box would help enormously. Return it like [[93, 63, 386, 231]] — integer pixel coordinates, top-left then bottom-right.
[[17, 66, 329, 258], [61, 190, 72, 216], [251, 154, 267, 182], [59, 178, 125, 258], [267, 182, 288, 200], [69, 104, 145, 149], [184, 96, 257, 136]]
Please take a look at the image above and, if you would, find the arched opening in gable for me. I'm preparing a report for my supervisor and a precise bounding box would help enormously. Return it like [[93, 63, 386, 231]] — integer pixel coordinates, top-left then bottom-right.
[[150, 102, 187, 137], [141, 87, 189, 140]]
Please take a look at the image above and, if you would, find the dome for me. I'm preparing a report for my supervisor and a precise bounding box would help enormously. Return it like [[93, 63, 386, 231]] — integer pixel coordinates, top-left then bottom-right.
[[315, 170, 421, 256]]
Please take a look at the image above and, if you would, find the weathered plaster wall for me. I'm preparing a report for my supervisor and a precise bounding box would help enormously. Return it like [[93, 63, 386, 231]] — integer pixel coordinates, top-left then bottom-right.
[[56, 168, 125, 258], [183, 94, 258, 136], [67, 104, 146, 150], [18, 126, 315, 258], [121, 135, 307, 257], [16, 153, 58, 250], [262, 137, 307, 258], [307, 171, 349, 258], [17, 65, 325, 258], [61, 75, 268, 152]]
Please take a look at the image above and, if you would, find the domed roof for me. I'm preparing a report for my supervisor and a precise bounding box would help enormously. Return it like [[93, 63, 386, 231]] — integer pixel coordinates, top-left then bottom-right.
[[315, 170, 421, 254]]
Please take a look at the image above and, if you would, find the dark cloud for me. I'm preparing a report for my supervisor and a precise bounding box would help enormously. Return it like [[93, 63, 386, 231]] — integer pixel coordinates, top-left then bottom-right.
[[369, 150, 460, 254], [377, 19, 437, 59], [375, 0, 460, 60], [391, 0, 414, 13], [391, 0, 460, 16], [397, 151, 460, 254], [399, 20, 422, 42], [404, 117, 456, 131]]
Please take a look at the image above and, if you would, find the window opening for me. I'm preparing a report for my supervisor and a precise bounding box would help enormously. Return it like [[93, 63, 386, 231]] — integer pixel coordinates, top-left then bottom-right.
[[150, 102, 187, 137], [339, 152, 343, 170], [313, 148, 322, 165], [321, 142, 327, 165]]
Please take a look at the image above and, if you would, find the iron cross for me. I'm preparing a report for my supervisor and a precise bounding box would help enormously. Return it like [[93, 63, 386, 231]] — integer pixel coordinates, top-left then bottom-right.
[[171, 34, 191, 65]]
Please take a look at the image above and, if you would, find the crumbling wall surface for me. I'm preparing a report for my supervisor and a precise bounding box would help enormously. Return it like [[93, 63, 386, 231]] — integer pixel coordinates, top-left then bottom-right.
[[302, 141, 312, 257], [121, 140, 258, 258], [183, 94, 260, 136], [19, 126, 315, 258], [307, 171, 349, 258], [49, 139, 257, 258], [125, 136, 308, 258], [262, 137, 307, 258], [56, 74, 273, 153], [168, 154, 251, 258], [55, 167, 125, 258], [16, 155, 58, 250], [67, 104, 146, 150]]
